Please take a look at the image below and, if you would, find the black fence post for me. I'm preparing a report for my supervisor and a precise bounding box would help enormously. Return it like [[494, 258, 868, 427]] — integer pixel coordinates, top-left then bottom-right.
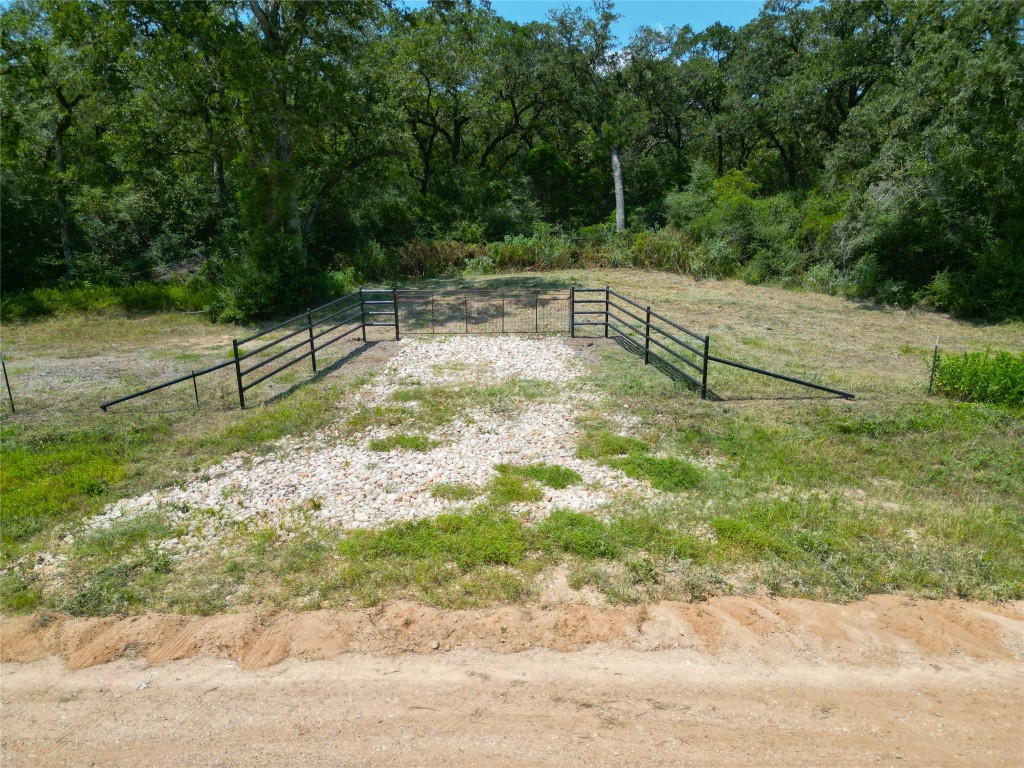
[[569, 286, 576, 338], [392, 287, 401, 341], [232, 339, 245, 410], [644, 307, 651, 365], [191, 370, 200, 409], [501, 295, 505, 334], [307, 309, 317, 373], [604, 286, 610, 338], [464, 291, 469, 333], [359, 287, 367, 343], [701, 335, 710, 400], [928, 336, 939, 394], [2, 356, 14, 414], [534, 294, 539, 333]]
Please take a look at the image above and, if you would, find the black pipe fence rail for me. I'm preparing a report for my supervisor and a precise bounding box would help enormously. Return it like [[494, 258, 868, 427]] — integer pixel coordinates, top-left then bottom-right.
[[99, 283, 852, 412], [570, 285, 854, 400]]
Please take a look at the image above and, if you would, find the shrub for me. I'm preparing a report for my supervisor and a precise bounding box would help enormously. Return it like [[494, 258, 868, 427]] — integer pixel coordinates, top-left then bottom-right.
[[628, 229, 691, 272], [933, 350, 1024, 407], [0, 281, 214, 322]]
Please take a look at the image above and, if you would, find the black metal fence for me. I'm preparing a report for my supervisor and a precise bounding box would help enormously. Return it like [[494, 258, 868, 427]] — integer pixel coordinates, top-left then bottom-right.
[[570, 286, 854, 400], [392, 288, 570, 336], [99, 283, 852, 412]]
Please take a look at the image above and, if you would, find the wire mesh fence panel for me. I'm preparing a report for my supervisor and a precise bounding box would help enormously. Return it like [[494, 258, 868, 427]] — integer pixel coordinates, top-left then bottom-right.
[[396, 291, 570, 335]]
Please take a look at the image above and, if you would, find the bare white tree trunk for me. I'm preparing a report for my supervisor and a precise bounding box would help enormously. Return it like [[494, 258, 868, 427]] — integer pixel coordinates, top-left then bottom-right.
[[611, 146, 625, 232]]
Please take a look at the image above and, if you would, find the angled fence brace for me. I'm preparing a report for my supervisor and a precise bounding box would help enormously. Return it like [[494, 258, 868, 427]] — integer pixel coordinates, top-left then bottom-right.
[[2, 355, 14, 414]]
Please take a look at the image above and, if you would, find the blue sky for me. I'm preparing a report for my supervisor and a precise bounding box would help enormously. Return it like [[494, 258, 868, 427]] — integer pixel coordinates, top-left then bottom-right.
[[489, 1, 762, 37], [405, 2, 764, 39]]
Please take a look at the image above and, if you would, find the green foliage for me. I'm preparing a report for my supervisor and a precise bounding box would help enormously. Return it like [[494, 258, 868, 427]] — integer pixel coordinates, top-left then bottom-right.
[[934, 350, 1024, 407], [3, 0, 1022, 321], [0, 282, 214, 321]]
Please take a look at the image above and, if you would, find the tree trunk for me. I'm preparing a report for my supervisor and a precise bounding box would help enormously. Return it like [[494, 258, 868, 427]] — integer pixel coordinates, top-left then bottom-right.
[[202, 110, 227, 202], [54, 117, 73, 278], [611, 146, 626, 232], [274, 92, 304, 259]]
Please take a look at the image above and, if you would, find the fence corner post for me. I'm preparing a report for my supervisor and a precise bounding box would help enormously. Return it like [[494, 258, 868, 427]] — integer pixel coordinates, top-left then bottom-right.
[[569, 286, 576, 338], [359, 287, 367, 343], [604, 285, 610, 338], [644, 307, 651, 365], [307, 309, 317, 373], [392, 287, 401, 341], [928, 335, 939, 395], [701, 335, 710, 401], [232, 339, 245, 410]]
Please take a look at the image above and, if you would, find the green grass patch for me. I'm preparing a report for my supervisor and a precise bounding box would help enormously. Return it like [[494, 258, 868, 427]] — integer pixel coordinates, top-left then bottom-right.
[[494, 462, 582, 489], [59, 514, 178, 617], [610, 455, 702, 492], [537, 510, 619, 559], [934, 349, 1024, 406], [577, 429, 650, 460], [368, 433, 438, 452], [486, 474, 544, 506], [431, 483, 480, 501], [0, 282, 214, 321], [0, 421, 158, 559]]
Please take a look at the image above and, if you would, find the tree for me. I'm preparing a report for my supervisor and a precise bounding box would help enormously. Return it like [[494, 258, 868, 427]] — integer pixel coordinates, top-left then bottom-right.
[[1, 0, 121, 278], [549, 1, 634, 231]]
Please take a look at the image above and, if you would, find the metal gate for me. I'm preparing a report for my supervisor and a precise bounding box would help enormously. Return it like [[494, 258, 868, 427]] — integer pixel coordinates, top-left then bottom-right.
[[380, 288, 571, 336]]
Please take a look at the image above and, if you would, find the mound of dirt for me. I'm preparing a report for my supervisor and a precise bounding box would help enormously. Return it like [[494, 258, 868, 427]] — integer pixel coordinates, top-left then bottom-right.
[[3, 596, 1021, 671]]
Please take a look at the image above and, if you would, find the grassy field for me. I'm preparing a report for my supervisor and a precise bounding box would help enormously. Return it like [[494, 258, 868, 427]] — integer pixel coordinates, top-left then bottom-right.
[[1, 270, 1022, 614]]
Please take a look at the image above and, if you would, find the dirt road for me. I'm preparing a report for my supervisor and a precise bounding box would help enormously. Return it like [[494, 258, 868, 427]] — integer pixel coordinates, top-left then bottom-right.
[[2, 597, 1022, 767]]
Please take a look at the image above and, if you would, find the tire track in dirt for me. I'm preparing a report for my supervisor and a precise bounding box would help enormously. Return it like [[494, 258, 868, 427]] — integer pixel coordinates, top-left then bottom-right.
[[3, 596, 1021, 670]]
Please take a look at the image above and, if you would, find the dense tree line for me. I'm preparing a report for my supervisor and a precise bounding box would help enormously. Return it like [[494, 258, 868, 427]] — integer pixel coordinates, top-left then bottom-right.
[[2, 0, 1021, 320]]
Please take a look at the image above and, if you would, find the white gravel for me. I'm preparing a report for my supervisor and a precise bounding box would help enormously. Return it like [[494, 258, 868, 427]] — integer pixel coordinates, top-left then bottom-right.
[[85, 336, 653, 554]]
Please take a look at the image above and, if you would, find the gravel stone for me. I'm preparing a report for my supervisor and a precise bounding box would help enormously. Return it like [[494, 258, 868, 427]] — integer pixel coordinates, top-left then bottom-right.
[[84, 336, 656, 555]]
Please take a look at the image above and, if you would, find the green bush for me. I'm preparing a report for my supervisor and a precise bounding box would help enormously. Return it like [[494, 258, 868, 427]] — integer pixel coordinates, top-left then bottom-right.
[[934, 349, 1024, 407], [0, 281, 215, 322]]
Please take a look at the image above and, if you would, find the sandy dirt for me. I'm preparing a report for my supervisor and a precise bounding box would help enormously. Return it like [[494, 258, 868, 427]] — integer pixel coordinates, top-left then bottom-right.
[[2, 597, 1023, 766]]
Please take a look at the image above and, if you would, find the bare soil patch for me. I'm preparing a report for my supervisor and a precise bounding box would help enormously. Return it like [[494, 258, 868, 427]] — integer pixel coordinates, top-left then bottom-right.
[[2, 596, 1022, 767], [3, 596, 1020, 669]]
